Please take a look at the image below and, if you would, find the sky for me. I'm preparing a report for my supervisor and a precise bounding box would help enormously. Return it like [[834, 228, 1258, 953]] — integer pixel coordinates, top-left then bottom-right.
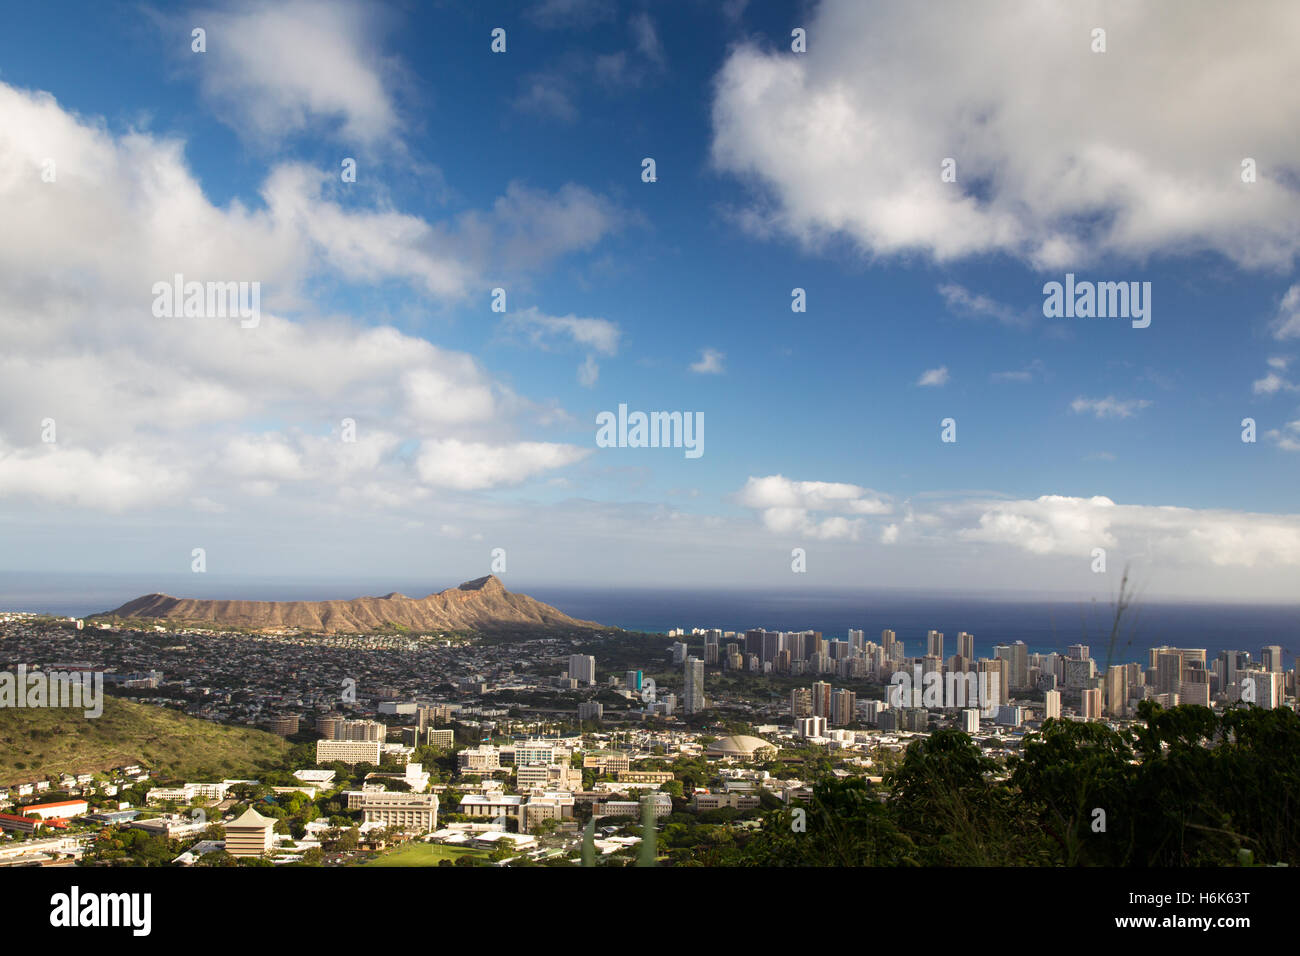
[[0, 0, 1299, 602]]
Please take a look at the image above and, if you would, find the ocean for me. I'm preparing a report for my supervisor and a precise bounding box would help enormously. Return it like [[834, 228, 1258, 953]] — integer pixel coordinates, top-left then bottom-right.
[[1, 572, 1295, 668]]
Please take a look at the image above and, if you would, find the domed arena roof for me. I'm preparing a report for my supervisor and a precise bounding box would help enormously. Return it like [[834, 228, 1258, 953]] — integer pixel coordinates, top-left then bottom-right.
[[706, 734, 776, 757]]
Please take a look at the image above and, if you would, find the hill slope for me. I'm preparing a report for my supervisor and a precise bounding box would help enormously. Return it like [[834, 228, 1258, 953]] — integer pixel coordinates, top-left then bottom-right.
[[0, 696, 290, 785], [97, 575, 600, 634]]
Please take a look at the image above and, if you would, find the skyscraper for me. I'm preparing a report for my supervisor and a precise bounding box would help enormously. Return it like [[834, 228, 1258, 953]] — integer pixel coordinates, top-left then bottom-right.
[[683, 657, 705, 714], [927, 630, 944, 659], [957, 631, 975, 660], [1103, 667, 1128, 718]]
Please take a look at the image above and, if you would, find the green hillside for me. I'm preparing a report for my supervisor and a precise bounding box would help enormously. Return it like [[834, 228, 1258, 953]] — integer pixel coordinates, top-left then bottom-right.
[[0, 696, 291, 784]]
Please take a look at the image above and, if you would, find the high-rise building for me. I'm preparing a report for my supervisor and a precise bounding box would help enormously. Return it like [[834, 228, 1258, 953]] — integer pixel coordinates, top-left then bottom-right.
[[927, 630, 944, 659], [977, 658, 1009, 706], [683, 657, 705, 714], [811, 681, 833, 718], [849, 629, 864, 652], [790, 687, 812, 718], [625, 670, 643, 692], [957, 632, 975, 660], [1080, 687, 1103, 720], [831, 688, 857, 726], [568, 654, 596, 685], [996, 642, 1028, 691], [1156, 651, 1182, 697], [1103, 667, 1129, 717], [1068, 644, 1090, 661], [1064, 657, 1097, 690], [1262, 645, 1285, 673], [1044, 689, 1061, 719], [960, 708, 980, 734], [1243, 670, 1283, 709]]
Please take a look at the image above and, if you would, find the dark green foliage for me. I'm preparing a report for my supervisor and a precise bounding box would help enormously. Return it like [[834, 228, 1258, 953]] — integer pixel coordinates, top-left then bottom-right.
[[732, 703, 1299, 867]]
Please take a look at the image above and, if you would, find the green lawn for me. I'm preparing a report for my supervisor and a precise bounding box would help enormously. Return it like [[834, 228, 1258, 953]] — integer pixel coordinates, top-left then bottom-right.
[[361, 841, 490, 866]]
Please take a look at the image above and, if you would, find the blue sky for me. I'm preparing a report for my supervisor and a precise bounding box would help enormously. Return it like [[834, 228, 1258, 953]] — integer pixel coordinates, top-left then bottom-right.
[[1, 0, 1299, 601]]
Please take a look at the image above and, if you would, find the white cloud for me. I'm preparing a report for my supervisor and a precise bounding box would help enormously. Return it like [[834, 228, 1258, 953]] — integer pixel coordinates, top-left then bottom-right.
[[189, 0, 402, 147], [0, 80, 605, 511], [953, 494, 1300, 568], [1273, 285, 1300, 339], [1070, 396, 1151, 419], [917, 366, 949, 387], [1265, 421, 1300, 452], [737, 475, 891, 540], [415, 440, 591, 490], [938, 283, 1029, 329], [630, 13, 665, 67], [502, 307, 621, 355], [711, 0, 1300, 270], [737, 481, 1300, 572], [690, 348, 726, 375]]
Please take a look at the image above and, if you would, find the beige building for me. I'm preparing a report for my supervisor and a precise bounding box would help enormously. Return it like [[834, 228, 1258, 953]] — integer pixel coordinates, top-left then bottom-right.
[[360, 792, 439, 833], [614, 770, 674, 784], [692, 790, 760, 812], [225, 806, 275, 858], [317, 739, 382, 765], [516, 763, 581, 791], [458, 746, 501, 773], [522, 792, 575, 833]]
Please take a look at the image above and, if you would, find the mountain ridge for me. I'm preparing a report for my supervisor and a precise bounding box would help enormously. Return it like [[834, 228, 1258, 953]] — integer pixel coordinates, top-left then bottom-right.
[[95, 575, 601, 633]]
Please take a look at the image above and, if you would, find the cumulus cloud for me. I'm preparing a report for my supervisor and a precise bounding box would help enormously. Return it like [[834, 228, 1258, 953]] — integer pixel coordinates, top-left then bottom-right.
[[0, 80, 608, 509], [736, 475, 891, 540], [953, 494, 1300, 568], [186, 0, 403, 147], [917, 366, 949, 387], [415, 440, 590, 490], [736, 481, 1300, 572], [711, 0, 1300, 270]]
